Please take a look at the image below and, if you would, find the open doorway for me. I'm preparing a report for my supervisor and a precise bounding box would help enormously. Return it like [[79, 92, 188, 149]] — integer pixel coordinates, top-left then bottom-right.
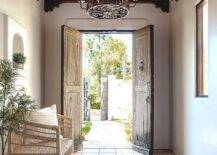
[[81, 33, 133, 149], [61, 25, 154, 155]]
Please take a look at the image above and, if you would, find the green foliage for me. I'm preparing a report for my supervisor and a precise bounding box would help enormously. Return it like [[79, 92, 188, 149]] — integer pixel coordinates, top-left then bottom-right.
[[84, 34, 131, 80], [13, 53, 26, 64], [124, 112, 133, 142], [0, 60, 36, 155], [81, 121, 92, 140], [124, 120, 133, 142], [89, 93, 100, 109], [83, 34, 132, 109], [88, 78, 101, 109]]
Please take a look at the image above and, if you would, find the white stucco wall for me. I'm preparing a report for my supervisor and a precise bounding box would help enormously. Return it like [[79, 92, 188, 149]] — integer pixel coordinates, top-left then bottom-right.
[[44, 3, 170, 149], [108, 76, 132, 120], [170, 0, 217, 154], [0, 0, 44, 107], [0, 14, 5, 58]]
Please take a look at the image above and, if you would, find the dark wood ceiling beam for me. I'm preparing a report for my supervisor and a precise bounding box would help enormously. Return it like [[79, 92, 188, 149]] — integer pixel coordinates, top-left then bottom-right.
[[44, 0, 170, 13], [153, 0, 170, 12]]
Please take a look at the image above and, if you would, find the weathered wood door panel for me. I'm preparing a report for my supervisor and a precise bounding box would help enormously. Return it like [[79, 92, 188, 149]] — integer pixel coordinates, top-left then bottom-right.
[[133, 25, 154, 155], [61, 25, 82, 150]]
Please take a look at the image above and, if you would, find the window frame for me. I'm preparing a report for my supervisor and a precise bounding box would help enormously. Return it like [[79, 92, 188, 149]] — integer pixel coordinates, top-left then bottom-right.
[[196, 0, 209, 97]]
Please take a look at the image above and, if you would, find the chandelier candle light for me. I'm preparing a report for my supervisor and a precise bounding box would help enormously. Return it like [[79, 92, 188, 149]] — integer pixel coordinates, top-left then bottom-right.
[[79, 0, 138, 19]]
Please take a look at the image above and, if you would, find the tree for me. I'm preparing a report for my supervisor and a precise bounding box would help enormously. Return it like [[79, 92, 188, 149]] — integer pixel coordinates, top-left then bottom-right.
[[83, 34, 131, 109], [0, 60, 36, 155]]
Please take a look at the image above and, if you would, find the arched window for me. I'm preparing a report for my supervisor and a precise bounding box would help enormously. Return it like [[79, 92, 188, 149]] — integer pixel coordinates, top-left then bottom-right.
[[12, 33, 24, 54]]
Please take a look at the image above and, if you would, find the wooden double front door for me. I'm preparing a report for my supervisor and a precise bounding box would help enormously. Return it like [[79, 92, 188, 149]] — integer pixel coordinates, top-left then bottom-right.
[[61, 25, 154, 155]]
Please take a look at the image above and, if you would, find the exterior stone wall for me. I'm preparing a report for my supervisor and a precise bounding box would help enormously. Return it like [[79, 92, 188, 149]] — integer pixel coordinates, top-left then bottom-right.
[[101, 77, 108, 121], [83, 77, 90, 121]]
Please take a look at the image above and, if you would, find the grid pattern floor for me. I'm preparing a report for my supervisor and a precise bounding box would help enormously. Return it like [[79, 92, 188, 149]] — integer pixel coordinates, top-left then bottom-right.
[[77, 148, 143, 155], [74, 149, 174, 155]]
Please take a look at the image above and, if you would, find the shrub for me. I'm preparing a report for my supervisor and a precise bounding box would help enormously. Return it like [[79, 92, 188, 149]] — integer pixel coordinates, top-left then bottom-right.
[[13, 53, 26, 64], [124, 113, 133, 142], [81, 122, 92, 140], [124, 120, 133, 142], [89, 93, 100, 109]]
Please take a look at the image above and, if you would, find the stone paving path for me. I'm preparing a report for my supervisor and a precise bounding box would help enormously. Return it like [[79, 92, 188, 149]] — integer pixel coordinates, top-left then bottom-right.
[[83, 120, 132, 149], [79, 148, 142, 155], [77, 120, 142, 155]]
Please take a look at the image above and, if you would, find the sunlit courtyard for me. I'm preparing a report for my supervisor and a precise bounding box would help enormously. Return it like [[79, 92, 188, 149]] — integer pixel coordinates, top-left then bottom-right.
[[82, 33, 133, 149]]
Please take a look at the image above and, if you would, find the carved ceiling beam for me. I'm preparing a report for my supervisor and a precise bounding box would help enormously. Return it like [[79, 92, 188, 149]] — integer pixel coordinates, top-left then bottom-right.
[[44, 0, 171, 13]]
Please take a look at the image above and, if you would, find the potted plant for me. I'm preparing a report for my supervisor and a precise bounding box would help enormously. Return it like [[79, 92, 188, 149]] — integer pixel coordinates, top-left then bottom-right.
[[13, 53, 26, 69], [0, 60, 36, 155]]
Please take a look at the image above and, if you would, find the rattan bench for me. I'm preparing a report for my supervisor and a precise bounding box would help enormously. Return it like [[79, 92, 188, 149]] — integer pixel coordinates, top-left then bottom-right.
[[8, 114, 74, 155]]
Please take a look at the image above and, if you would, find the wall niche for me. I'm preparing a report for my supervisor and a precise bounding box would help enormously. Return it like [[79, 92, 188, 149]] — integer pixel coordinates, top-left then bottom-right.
[[13, 33, 24, 54], [0, 14, 27, 88]]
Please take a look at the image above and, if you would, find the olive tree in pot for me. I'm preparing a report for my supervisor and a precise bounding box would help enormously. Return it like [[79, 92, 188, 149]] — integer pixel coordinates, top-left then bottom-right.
[[0, 60, 36, 155], [13, 53, 26, 69]]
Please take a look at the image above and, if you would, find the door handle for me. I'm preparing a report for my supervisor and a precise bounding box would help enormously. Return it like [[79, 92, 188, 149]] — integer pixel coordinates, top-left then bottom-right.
[[139, 60, 144, 71]]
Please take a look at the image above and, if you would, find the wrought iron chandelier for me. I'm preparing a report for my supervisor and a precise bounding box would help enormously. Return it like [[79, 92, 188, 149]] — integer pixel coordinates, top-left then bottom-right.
[[79, 0, 138, 19]]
